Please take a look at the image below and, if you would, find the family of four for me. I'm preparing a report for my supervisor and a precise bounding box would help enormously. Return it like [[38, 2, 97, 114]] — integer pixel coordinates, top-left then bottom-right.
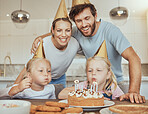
[[0, 0, 145, 104]]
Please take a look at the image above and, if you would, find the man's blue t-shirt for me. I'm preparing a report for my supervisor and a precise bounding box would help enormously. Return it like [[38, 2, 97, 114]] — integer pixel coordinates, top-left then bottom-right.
[[72, 19, 131, 83]]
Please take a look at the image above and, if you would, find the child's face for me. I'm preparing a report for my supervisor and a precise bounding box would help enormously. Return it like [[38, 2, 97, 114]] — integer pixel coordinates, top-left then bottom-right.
[[87, 59, 111, 86], [30, 59, 51, 86]]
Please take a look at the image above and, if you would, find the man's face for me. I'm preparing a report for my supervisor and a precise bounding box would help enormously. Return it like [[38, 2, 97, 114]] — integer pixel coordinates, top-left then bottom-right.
[[74, 7, 96, 37]]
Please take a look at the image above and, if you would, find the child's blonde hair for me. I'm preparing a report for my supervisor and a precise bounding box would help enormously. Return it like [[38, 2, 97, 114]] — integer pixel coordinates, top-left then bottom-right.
[[86, 56, 117, 96], [26, 58, 51, 72]]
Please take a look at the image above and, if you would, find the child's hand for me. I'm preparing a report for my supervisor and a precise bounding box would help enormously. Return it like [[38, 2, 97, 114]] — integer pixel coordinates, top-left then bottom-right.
[[18, 77, 32, 92], [104, 97, 111, 100], [8, 76, 32, 96]]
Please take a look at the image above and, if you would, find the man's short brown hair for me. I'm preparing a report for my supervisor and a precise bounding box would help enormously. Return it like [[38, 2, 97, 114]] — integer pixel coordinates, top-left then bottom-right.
[[69, 3, 97, 22]]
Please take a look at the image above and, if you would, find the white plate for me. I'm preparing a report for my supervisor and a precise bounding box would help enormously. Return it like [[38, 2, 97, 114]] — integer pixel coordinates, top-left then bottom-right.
[[59, 100, 115, 111], [100, 107, 118, 114]]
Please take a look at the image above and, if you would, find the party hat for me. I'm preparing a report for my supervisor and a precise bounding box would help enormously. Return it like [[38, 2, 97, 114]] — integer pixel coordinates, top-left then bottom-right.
[[54, 0, 68, 20], [95, 40, 108, 59], [33, 39, 45, 58], [72, 0, 90, 7]]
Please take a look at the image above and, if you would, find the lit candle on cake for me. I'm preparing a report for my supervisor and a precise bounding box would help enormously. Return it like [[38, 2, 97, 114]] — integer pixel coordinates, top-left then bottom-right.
[[96, 82, 98, 92], [93, 82, 95, 91], [93, 82, 97, 92], [90, 85, 93, 93], [74, 80, 79, 92]]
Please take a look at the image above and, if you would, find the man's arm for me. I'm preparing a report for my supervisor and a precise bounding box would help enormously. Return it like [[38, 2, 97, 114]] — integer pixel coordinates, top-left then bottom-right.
[[122, 47, 141, 93], [120, 47, 145, 103]]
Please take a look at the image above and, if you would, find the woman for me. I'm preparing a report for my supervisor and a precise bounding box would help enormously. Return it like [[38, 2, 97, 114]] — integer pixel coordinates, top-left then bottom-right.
[[42, 18, 81, 87], [14, 0, 82, 88], [15, 18, 81, 88]]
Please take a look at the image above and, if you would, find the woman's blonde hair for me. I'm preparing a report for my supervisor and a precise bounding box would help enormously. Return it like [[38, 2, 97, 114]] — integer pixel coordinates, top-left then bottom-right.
[[26, 58, 51, 72], [86, 56, 117, 96]]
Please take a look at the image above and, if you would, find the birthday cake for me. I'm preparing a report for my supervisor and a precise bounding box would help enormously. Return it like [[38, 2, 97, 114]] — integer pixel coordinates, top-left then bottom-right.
[[68, 81, 104, 106]]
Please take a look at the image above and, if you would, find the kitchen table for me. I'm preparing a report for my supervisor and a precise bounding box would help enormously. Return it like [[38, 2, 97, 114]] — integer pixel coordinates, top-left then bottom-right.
[[29, 99, 148, 114], [0, 98, 148, 114]]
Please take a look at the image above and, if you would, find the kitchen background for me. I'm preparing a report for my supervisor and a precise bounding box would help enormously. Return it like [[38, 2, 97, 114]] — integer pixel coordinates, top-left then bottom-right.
[[0, 0, 148, 98]]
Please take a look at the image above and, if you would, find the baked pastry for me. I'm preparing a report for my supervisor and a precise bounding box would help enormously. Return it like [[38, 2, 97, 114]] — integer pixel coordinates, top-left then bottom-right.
[[109, 104, 148, 114], [68, 89, 104, 106], [45, 101, 69, 108], [30, 105, 37, 114], [36, 105, 61, 112], [61, 107, 83, 114]]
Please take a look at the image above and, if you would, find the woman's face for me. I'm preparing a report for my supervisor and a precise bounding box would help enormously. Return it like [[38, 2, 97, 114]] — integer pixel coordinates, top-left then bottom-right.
[[52, 20, 72, 50]]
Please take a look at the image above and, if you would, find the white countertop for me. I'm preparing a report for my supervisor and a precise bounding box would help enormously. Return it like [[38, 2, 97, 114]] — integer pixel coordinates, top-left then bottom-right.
[[0, 76, 17, 81], [0, 76, 148, 81]]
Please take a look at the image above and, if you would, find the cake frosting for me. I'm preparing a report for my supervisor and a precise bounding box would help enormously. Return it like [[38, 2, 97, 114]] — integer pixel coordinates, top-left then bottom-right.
[[68, 89, 103, 99]]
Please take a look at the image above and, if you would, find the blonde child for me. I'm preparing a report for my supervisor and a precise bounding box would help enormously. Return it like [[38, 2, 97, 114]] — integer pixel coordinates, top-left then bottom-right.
[[58, 56, 124, 100], [6, 58, 56, 99]]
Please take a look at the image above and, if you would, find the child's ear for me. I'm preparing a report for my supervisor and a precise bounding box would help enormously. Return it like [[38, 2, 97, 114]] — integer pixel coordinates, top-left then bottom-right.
[[26, 72, 31, 78], [51, 26, 54, 35], [26, 72, 33, 81]]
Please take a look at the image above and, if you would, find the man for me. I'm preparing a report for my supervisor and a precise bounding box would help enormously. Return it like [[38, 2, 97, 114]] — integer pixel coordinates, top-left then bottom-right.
[[31, 0, 145, 103]]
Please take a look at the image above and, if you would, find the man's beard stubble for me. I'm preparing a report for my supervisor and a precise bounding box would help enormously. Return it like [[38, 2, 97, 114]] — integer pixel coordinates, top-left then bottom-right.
[[78, 21, 96, 37]]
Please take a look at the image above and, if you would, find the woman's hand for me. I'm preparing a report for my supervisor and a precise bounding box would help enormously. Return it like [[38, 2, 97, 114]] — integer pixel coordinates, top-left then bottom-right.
[[31, 33, 52, 54], [119, 92, 146, 103], [31, 37, 42, 54], [104, 97, 111, 100]]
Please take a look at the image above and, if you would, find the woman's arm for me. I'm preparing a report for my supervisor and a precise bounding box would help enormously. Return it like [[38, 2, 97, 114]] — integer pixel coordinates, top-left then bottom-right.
[[14, 67, 26, 84]]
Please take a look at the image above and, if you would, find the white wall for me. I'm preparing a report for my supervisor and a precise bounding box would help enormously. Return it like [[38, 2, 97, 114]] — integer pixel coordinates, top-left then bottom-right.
[[0, 19, 52, 64], [0, 0, 148, 64], [1, 16, 148, 64]]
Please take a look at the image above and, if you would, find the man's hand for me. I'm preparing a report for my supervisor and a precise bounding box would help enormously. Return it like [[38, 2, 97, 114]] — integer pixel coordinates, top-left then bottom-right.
[[119, 92, 145, 103], [31, 37, 42, 54], [18, 77, 32, 92]]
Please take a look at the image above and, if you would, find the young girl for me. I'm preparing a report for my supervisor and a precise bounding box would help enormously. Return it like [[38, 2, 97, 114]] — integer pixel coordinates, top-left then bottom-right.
[[58, 56, 124, 100], [6, 58, 56, 99]]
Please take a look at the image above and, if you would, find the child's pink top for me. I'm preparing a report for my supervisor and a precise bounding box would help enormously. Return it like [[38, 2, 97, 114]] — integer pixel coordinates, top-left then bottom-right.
[[78, 81, 124, 99]]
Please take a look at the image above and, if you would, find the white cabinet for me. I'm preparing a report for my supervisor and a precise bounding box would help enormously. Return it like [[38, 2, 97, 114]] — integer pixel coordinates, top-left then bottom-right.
[[0, 77, 16, 88], [124, 76, 148, 99]]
